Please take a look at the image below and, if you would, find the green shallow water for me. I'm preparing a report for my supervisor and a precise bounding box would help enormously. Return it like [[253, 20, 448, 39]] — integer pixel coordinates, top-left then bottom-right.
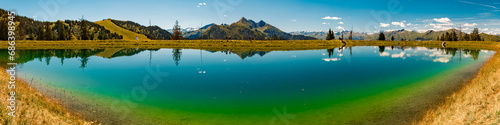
[[4, 46, 495, 124]]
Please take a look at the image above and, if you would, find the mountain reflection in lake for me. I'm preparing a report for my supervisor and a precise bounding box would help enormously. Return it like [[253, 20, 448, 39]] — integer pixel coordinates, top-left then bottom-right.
[[0, 46, 494, 125], [0, 46, 484, 68]]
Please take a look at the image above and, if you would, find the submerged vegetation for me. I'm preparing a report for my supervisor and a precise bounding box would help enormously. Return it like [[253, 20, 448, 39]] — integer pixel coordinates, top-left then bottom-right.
[[0, 67, 91, 124], [419, 43, 500, 124]]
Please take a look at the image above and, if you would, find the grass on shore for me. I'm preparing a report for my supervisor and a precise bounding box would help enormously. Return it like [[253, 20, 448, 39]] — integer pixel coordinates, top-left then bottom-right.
[[1, 40, 498, 51], [0, 67, 92, 125], [418, 43, 500, 124]]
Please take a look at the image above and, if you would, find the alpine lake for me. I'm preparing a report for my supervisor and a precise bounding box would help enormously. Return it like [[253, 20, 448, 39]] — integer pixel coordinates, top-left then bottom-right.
[[3, 46, 495, 124]]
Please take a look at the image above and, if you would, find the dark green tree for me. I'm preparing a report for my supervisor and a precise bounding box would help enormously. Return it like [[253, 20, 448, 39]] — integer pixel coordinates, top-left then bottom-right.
[[44, 23, 55, 40], [17, 20, 25, 40], [450, 30, 457, 41], [470, 28, 480, 41], [378, 46, 385, 53], [327, 49, 334, 57], [444, 32, 450, 41], [378, 32, 385, 41], [326, 28, 333, 40], [463, 33, 470, 41], [80, 20, 90, 40], [0, 18, 7, 40], [348, 30, 353, 40], [57, 21, 68, 40], [171, 20, 182, 40], [391, 36, 394, 41], [172, 49, 182, 66], [37, 25, 44, 40]]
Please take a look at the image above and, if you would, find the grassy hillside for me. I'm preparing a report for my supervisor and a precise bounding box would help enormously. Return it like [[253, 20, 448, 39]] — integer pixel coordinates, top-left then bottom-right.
[[110, 19, 171, 40], [95, 19, 150, 40], [481, 33, 500, 41], [0, 8, 122, 40]]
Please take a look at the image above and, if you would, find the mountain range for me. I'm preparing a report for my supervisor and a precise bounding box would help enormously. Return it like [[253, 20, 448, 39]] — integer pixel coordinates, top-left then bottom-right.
[[291, 29, 500, 41], [1, 7, 498, 41], [187, 17, 316, 40]]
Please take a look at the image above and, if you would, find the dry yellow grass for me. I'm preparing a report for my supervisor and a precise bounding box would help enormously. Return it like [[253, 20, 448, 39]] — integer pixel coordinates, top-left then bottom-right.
[[419, 43, 500, 124], [95, 19, 150, 41], [0, 67, 92, 125]]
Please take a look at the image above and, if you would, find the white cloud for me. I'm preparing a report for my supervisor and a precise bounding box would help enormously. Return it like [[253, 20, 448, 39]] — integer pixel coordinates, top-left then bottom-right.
[[291, 19, 296, 22], [322, 22, 328, 25], [336, 26, 344, 30], [322, 16, 341, 20], [429, 24, 442, 29], [433, 58, 450, 63], [384, 29, 396, 32], [429, 23, 454, 31], [483, 28, 489, 31], [406, 23, 412, 26], [380, 52, 390, 56], [464, 23, 478, 27], [322, 58, 341, 62], [197, 2, 206, 7], [433, 17, 451, 23], [392, 22, 406, 27], [338, 22, 344, 24], [391, 52, 406, 58], [380, 23, 390, 27]]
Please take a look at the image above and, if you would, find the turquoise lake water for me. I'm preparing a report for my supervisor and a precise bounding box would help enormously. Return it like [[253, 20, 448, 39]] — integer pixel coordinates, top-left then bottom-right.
[[3, 46, 495, 124]]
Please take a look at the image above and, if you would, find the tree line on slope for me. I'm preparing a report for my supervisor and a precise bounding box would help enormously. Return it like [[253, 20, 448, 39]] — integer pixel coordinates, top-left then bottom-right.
[[0, 8, 123, 41]]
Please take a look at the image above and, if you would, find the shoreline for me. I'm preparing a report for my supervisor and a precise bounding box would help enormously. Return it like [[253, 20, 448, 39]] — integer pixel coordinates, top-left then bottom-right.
[[1, 40, 499, 51], [419, 43, 500, 124], [1, 40, 499, 124], [0, 67, 92, 124]]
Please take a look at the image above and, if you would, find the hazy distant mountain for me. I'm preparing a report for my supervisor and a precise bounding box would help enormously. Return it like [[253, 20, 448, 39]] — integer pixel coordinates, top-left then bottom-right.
[[167, 25, 212, 33], [182, 23, 215, 39], [197, 17, 316, 40], [290, 30, 368, 40], [205, 50, 269, 59], [291, 29, 500, 41]]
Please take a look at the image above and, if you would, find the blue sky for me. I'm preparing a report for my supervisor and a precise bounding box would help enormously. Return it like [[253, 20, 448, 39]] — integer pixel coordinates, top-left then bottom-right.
[[1, 0, 499, 34]]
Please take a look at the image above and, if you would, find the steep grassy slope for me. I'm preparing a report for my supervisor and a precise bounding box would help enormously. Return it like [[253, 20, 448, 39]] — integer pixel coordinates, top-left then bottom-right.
[[110, 19, 172, 40], [95, 19, 150, 40]]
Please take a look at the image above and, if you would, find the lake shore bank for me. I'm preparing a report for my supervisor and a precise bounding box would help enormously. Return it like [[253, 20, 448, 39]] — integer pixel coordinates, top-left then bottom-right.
[[419, 43, 500, 124], [1, 40, 499, 124], [0, 66, 91, 124]]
